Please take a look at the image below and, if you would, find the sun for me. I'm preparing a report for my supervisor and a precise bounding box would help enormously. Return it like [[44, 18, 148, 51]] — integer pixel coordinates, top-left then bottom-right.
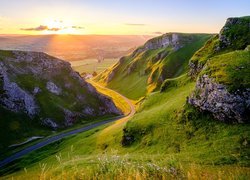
[[47, 20, 63, 30]]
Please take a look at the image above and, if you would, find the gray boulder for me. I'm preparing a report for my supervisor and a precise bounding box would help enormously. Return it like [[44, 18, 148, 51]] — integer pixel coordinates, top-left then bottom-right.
[[188, 75, 250, 123]]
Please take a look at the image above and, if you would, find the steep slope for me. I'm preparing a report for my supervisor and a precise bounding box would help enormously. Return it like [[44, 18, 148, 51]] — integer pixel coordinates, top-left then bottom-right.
[[95, 33, 212, 99], [0, 50, 120, 150], [189, 16, 250, 77], [121, 16, 249, 159], [188, 16, 250, 123]]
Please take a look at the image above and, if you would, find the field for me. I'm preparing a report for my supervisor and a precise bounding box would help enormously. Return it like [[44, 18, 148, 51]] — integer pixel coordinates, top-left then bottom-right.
[[71, 58, 118, 74]]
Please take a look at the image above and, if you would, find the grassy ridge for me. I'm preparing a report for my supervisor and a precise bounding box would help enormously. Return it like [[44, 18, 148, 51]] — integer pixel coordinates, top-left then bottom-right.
[[95, 34, 211, 100]]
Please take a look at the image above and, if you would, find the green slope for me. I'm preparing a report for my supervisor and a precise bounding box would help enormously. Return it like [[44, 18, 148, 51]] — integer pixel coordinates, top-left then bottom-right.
[[95, 33, 212, 100], [3, 76, 249, 179], [0, 50, 120, 153]]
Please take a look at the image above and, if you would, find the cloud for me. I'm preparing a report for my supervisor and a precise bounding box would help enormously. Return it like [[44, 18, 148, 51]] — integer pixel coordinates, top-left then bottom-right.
[[125, 23, 146, 26], [20, 25, 61, 31], [48, 27, 61, 31], [71, 26, 85, 29]]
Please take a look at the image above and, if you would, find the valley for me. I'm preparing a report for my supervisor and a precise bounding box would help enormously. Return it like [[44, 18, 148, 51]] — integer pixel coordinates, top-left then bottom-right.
[[0, 15, 249, 179]]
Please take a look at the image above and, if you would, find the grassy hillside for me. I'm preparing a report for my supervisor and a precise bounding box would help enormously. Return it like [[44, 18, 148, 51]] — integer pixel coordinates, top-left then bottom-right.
[[189, 16, 250, 77], [95, 33, 212, 100], [2, 76, 249, 179], [0, 50, 120, 153], [201, 50, 250, 92]]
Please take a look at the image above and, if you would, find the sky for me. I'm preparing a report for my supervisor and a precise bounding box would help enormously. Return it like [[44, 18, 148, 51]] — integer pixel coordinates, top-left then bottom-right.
[[0, 0, 249, 35]]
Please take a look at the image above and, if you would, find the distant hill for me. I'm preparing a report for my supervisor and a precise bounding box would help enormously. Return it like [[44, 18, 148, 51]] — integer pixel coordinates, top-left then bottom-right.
[[0, 35, 153, 61]]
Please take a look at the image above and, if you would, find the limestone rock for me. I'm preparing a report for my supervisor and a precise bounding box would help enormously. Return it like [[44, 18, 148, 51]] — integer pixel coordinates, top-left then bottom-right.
[[0, 65, 38, 117], [46, 81, 62, 95], [188, 75, 250, 123], [0, 50, 121, 130]]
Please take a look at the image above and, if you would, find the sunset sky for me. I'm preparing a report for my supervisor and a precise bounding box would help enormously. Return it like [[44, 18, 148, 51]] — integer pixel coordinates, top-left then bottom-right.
[[0, 0, 249, 35]]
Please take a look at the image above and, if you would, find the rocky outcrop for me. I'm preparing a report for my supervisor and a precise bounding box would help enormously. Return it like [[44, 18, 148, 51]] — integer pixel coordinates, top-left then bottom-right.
[[132, 33, 182, 56], [0, 50, 121, 129], [0, 63, 39, 117], [46, 81, 62, 95], [188, 75, 250, 123], [218, 16, 250, 50]]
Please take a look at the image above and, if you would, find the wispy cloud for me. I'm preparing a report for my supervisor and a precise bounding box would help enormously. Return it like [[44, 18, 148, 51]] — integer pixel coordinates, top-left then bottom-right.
[[20, 25, 61, 31], [125, 23, 146, 26], [21, 24, 85, 31]]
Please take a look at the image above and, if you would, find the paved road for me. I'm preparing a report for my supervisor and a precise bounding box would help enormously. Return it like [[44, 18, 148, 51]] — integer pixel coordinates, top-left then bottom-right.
[[0, 83, 135, 168]]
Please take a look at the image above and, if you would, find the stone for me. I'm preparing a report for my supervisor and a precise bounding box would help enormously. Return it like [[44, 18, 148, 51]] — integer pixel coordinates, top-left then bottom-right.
[[33, 87, 41, 94], [46, 81, 62, 95], [0, 66, 39, 117], [42, 118, 58, 129], [188, 75, 250, 123]]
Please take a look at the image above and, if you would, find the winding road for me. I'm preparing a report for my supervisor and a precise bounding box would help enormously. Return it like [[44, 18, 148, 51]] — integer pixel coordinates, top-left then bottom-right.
[[0, 83, 135, 168]]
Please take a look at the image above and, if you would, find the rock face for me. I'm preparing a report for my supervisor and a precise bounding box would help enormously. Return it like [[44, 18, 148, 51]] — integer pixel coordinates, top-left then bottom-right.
[[46, 81, 62, 95], [0, 63, 39, 117], [133, 33, 181, 55], [105, 33, 184, 83], [188, 75, 250, 123], [218, 16, 250, 50], [0, 50, 121, 129], [98, 33, 210, 92], [188, 16, 250, 123]]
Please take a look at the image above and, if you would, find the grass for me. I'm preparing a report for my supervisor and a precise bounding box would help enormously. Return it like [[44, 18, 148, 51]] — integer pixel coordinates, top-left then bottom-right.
[[201, 50, 250, 91], [189, 16, 250, 77], [2, 76, 250, 179], [0, 50, 121, 156], [95, 33, 211, 100], [219, 16, 250, 50], [87, 80, 131, 115], [72, 58, 118, 74], [0, 106, 50, 157], [1, 22, 250, 179]]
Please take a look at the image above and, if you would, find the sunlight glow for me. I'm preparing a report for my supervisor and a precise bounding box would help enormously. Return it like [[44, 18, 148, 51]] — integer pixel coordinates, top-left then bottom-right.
[[40, 19, 85, 35]]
